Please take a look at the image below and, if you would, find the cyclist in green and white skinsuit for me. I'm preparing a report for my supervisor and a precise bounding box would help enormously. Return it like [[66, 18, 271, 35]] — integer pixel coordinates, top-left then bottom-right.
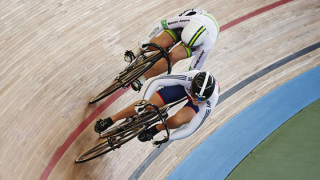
[[124, 8, 219, 91]]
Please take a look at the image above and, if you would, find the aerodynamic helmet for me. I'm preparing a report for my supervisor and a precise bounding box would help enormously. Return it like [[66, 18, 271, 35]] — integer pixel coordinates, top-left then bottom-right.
[[191, 71, 215, 102], [181, 21, 208, 47]]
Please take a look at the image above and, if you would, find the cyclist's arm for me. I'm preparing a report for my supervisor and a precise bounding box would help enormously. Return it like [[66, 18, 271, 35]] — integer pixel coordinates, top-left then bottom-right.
[[188, 24, 217, 70], [143, 72, 193, 100], [169, 88, 219, 140], [169, 103, 212, 140], [189, 44, 213, 70]]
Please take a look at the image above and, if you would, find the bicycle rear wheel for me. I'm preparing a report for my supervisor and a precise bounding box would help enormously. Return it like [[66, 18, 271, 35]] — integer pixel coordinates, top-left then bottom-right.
[[75, 125, 146, 163], [89, 79, 123, 104], [89, 61, 153, 104]]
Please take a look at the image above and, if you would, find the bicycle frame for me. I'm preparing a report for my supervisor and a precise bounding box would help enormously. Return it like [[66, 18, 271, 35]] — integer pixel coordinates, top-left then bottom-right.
[[119, 97, 188, 140], [89, 43, 172, 104], [118, 43, 172, 87], [142, 43, 172, 75], [76, 97, 187, 163], [100, 97, 187, 140]]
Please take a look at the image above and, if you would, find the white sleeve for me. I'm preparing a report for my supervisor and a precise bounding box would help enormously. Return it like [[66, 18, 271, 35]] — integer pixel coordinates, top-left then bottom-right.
[[169, 85, 219, 140], [163, 16, 192, 30], [145, 16, 193, 41], [189, 27, 217, 70], [190, 38, 215, 70], [169, 103, 212, 140], [145, 21, 164, 42], [189, 47, 210, 70], [142, 74, 189, 100]]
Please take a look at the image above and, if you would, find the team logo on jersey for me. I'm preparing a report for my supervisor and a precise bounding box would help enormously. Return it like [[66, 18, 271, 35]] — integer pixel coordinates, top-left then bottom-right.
[[149, 27, 160, 38], [193, 50, 204, 69], [186, 87, 191, 93], [168, 21, 178, 25], [161, 20, 168, 29], [206, 101, 211, 108], [179, 19, 190, 23]]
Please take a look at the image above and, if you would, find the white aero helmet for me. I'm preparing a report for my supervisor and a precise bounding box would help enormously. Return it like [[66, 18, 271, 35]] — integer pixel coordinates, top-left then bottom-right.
[[181, 21, 208, 47]]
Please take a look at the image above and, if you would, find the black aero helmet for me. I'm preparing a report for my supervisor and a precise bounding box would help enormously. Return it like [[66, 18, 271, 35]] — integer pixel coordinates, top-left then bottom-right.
[[191, 71, 215, 102]]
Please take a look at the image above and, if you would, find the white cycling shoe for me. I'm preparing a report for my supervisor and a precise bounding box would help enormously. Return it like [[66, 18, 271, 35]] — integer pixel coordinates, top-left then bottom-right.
[[131, 76, 146, 91], [124, 47, 141, 62]]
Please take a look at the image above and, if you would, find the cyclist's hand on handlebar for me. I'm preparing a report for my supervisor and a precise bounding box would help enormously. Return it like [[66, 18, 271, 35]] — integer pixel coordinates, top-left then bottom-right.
[[124, 50, 136, 62], [124, 48, 140, 62], [138, 38, 150, 50], [134, 100, 147, 115], [152, 136, 168, 148]]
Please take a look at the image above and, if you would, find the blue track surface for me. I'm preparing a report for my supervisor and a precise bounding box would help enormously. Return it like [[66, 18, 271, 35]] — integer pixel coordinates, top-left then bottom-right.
[[168, 65, 320, 180]]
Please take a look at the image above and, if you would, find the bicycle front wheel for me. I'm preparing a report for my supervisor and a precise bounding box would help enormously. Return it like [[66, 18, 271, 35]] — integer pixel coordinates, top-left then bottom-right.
[[75, 125, 146, 163], [89, 79, 123, 104], [89, 61, 153, 104]]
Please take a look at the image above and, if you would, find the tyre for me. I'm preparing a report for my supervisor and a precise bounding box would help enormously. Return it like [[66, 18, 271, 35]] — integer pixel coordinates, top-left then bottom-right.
[[121, 61, 152, 82], [75, 125, 146, 163], [89, 80, 123, 104], [89, 61, 152, 104]]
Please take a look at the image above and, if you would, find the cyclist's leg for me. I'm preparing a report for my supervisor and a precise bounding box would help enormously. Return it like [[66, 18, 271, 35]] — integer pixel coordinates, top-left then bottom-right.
[[143, 44, 188, 79], [95, 86, 175, 132], [110, 84, 186, 121], [149, 30, 175, 50], [143, 28, 191, 80], [155, 99, 199, 130], [163, 106, 196, 129], [110, 92, 165, 123], [137, 85, 189, 141], [147, 86, 191, 132]]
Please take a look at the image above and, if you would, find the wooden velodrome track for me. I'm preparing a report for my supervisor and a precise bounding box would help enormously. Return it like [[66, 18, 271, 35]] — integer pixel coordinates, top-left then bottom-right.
[[1, 0, 319, 179]]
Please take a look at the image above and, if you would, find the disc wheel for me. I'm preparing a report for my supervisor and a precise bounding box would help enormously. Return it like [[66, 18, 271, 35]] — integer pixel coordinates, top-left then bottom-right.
[[75, 125, 146, 163]]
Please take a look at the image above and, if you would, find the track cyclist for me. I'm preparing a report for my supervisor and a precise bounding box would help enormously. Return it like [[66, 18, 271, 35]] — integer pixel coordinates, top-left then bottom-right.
[[95, 70, 220, 146], [125, 8, 219, 91]]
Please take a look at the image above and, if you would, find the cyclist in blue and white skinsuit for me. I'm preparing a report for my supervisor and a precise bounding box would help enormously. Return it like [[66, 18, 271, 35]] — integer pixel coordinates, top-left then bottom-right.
[[95, 70, 220, 146], [124, 9, 219, 91]]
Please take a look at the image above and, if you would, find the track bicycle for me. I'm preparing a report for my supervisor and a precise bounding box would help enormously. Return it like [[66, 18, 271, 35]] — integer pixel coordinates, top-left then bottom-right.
[[75, 97, 187, 163], [89, 43, 172, 104]]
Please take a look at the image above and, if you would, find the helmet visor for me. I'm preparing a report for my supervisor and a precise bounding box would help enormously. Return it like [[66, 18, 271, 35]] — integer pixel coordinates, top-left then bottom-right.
[[190, 89, 207, 102]]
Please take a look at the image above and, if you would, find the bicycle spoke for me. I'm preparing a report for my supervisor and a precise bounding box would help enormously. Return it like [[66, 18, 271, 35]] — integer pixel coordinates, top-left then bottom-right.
[[89, 51, 162, 104], [89, 80, 122, 104], [75, 125, 146, 163], [99, 126, 122, 138], [76, 140, 111, 163], [99, 117, 135, 138], [121, 61, 152, 82], [82, 140, 109, 156], [89, 61, 152, 104]]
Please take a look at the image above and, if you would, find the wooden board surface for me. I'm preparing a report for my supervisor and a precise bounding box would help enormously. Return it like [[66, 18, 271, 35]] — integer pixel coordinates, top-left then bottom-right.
[[0, 0, 319, 179]]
